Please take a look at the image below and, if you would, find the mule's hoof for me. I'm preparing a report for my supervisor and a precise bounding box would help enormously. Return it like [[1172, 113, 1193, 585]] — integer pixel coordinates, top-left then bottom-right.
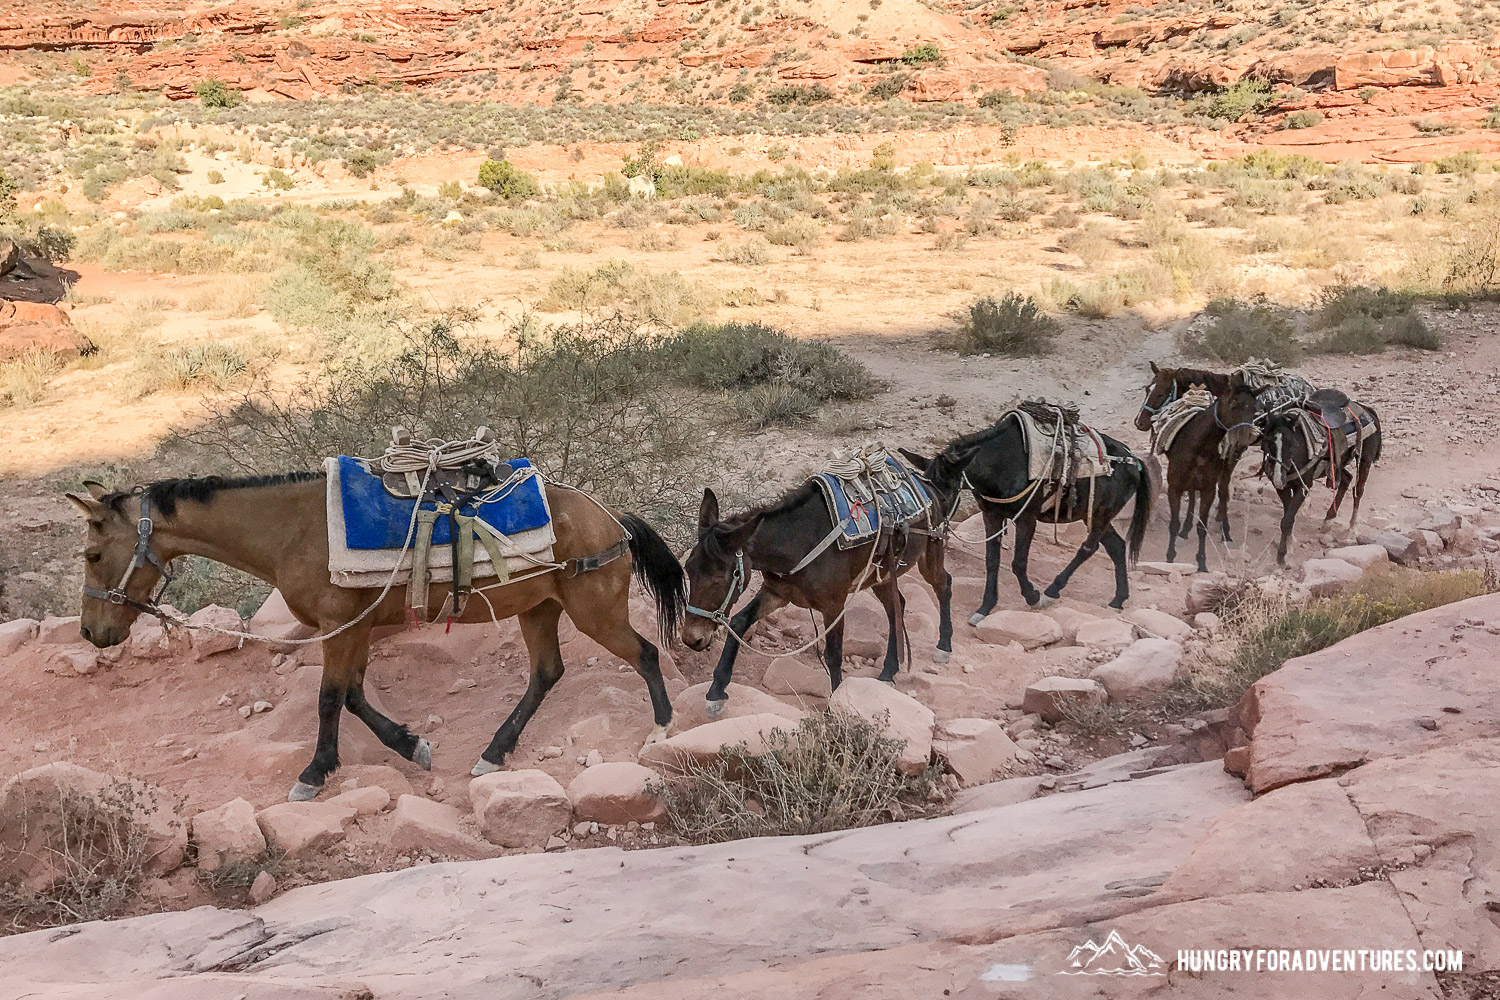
[[471, 758, 501, 777], [967, 612, 987, 627], [413, 738, 433, 771], [704, 697, 728, 719], [932, 648, 951, 665], [879, 678, 897, 688], [1035, 594, 1056, 608], [288, 781, 320, 802], [1108, 599, 1126, 611]]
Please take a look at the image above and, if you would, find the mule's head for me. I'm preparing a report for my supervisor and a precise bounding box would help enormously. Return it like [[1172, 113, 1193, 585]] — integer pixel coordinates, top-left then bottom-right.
[[896, 445, 970, 521], [1215, 379, 1262, 458], [65, 483, 157, 648], [680, 489, 757, 652], [1136, 361, 1174, 433]]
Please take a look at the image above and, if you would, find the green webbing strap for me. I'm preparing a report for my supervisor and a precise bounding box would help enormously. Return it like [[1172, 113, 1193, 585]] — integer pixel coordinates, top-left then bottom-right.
[[466, 515, 512, 587], [408, 507, 440, 615]]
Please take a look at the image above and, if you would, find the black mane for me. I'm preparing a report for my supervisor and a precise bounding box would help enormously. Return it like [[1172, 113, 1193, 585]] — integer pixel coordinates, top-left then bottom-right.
[[102, 471, 325, 518], [697, 481, 819, 564]]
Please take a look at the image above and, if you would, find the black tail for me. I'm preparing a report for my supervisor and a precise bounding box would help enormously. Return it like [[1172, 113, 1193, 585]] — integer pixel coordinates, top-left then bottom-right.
[[621, 513, 686, 641], [1126, 457, 1152, 565], [1364, 404, 1383, 465]]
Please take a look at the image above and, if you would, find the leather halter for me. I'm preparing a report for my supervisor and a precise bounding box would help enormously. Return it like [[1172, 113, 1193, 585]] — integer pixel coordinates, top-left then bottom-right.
[[79, 494, 175, 621], [1139, 380, 1178, 416], [685, 548, 746, 628], [1211, 396, 1256, 436]]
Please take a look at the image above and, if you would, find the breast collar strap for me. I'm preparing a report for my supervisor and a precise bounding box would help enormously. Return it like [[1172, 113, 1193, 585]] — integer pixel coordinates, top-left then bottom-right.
[[685, 549, 745, 628], [79, 494, 176, 620]]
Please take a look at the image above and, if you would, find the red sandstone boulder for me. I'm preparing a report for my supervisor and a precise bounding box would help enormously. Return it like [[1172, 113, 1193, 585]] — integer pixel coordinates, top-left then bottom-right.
[[0, 300, 94, 361]]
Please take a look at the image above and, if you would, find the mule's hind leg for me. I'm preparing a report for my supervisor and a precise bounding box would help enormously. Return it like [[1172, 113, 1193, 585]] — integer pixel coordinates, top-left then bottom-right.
[[290, 629, 364, 801], [1010, 515, 1043, 607], [818, 607, 846, 692], [1323, 465, 1352, 527], [705, 587, 787, 716], [1350, 452, 1374, 529], [1217, 467, 1234, 543], [1166, 487, 1183, 563], [474, 601, 566, 774], [1275, 485, 1307, 569], [1193, 485, 1212, 574], [1099, 527, 1130, 609], [1042, 524, 1105, 604], [570, 600, 675, 752], [1179, 490, 1196, 540], [919, 540, 954, 664]]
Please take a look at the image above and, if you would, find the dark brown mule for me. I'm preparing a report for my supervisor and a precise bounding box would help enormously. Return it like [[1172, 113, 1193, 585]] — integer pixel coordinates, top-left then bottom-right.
[[67, 473, 685, 801], [1135, 363, 1237, 547], [1257, 400, 1382, 566], [904, 419, 1152, 614], [1137, 376, 1260, 573], [680, 484, 953, 715]]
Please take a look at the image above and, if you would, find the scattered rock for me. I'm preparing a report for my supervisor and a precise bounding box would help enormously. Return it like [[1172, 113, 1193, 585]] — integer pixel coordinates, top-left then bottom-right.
[[1090, 638, 1185, 704], [828, 677, 935, 775], [190, 798, 265, 872], [1301, 558, 1364, 598], [254, 801, 355, 859], [1121, 607, 1193, 641], [566, 762, 667, 825], [638, 714, 800, 774], [187, 605, 244, 659], [0, 299, 95, 361], [237, 705, 253, 719], [56, 647, 98, 676], [1074, 617, 1136, 653], [325, 785, 390, 816], [1021, 676, 1107, 723], [35, 615, 80, 645], [1322, 543, 1389, 570], [1192, 612, 1221, 631], [247, 869, 277, 903], [1138, 561, 1200, 577], [932, 718, 1018, 786], [469, 770, 571, 848], [389, 794, 492, 858], [251, 700, 273, 714], [761, 657, 830, 698], [0, 618, 38, 657], [672, 682, 807, 729], [972, 610, 1062, 650], [1354, 527, 1422, 565], [1184, 574, 1232, 614]]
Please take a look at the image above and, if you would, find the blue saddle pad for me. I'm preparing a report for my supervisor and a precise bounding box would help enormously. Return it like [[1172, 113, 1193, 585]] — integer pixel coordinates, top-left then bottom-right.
[[812, 457, 932, 548], [337, 455, 551, 551]]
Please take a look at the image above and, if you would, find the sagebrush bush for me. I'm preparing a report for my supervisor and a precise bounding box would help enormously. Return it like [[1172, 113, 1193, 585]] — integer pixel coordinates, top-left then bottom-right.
[[1180, 297, 1301, 364], [946, 293, 1058, 355], [659, 710, 935, 844], [476, 158, 540, 199]]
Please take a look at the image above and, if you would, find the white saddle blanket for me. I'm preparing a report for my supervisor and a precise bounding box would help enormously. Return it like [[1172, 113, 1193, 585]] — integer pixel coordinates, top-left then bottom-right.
[[323, 457, 556, 589], [1151, 388, 1214, 455], [1012, 408, 1111, 481]]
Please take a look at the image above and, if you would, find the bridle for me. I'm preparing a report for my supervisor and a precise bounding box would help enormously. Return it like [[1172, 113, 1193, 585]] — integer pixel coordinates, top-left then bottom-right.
[[1211, 395, 1257, 437], [1138, 379, 1178, 416], [685, 547, 746, 628], [79, 494, 175, 620]]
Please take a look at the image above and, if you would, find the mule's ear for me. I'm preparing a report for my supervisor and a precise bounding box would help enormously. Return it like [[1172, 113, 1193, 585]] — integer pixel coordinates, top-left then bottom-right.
[[896, 447, 929, 470], [698, 488, 720, 532], [1149, 361, 1159, 375], [82, 480, 108, 500], [1228, 370, 1246, 389], [65, 492, 99, 517]]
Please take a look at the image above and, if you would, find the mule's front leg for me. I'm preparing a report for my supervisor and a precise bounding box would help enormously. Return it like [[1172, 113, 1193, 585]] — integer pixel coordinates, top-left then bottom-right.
[[1217, 469, 1234, 543], [705, 589, 784, 716], [1193, 486, 1211, 574], [822, 613, 846, 692], [475, 602, 565, 774], [920, 542, 953, 664], [1275, 486, 1306, 568], [971, 506, 1005, 626], [289, 631, 371, 800], [1165, 488, 1182, 563], [1044, 525, 1104, 604], [875, 578, 905, 684]]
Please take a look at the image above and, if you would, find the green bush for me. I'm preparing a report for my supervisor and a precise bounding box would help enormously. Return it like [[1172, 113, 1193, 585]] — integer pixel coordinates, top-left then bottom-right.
[[766, 84, 833, 107], [1313, 285, 1439, 353], [901, 43, 942, 66], [262, 168, 294, 191], [1204, 80, 1273, 121], [946, 293, 1058, 355], [0, 169, 16, 219], [1179, 297, 1301, 364], [866, 74, 909, 101], [476, 158, 540, 199], [194, 78, 243, 108], [1280, 110, 1323, 130]]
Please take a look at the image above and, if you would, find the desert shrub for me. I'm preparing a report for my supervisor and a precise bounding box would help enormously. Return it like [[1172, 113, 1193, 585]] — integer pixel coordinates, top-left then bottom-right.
[[1280, 110, 1323, 130], [866, 73, 909, 101], [1433, 150, 1480, 176], [0, 169, 16, 219], [194, 78, 243, 108], [1179, 297, 1301, 364], [1167, 567, 1495, 712], [1314, 284, 1415, 326], [718, 237, 772, 266], [1312, 285, 1439, 352], [542, 260, 715, 325], [901, 42, 942, 66], [125, 342, 249, 397], [0, 777, 157, 932], [476, 158, 540, 199], [944, 292, 1057, 356], [659, 711, 935, 844], [662, 321, 878, 417], [172, 315, 722, 537], [1381, 311, 1441, 350], [765, 215, 821, 253], [1204, 80, 1273, 121], [262, 168, 294, 191], [0, 350, 60, 409], [766, 84, 833, 107], [1321, 163, 1381, 204]]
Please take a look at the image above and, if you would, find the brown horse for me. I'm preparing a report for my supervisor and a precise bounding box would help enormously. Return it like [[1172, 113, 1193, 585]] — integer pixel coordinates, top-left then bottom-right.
[[67, 473, 685, 801], [680, 483, 953, 714], [1135, 363, 1237, 546], [1136, 375, 1260, 573]]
